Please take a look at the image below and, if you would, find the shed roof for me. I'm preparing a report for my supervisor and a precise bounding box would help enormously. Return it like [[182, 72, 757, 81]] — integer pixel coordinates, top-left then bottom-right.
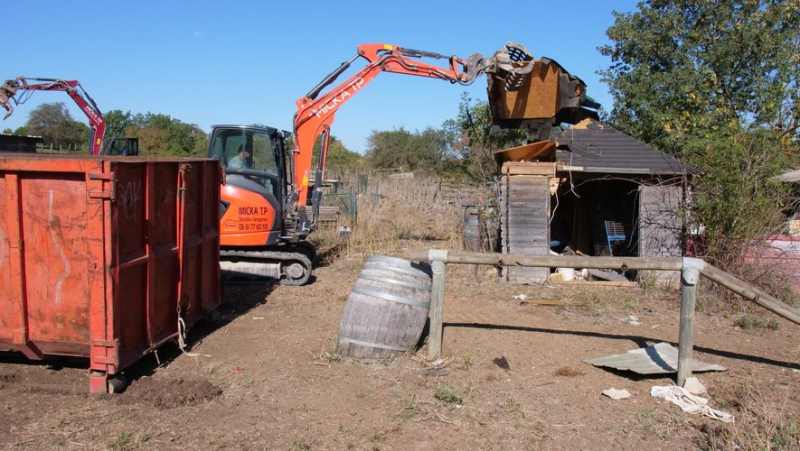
[[555, 119, 696, 176]]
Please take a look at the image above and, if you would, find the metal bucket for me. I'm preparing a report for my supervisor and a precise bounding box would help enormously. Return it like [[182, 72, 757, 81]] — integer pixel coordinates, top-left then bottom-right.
[[463, 208, 499, 252], [463, 209, 481, 252]]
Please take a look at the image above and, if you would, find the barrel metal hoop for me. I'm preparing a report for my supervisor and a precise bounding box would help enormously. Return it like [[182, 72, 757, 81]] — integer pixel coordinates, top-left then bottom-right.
[[364, 262, 432, 280], [337, 337, 410, 352], [367, 255, 414, 266], [351, 286, 430, 309], [368, 256, 432, 274], [357, 273, 432, 291]]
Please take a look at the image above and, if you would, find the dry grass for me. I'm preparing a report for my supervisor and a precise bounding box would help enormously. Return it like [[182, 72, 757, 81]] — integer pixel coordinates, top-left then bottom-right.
[[694, 259, 800, 317], [699, 383, 800, 450], [313, 175, 463, 268]]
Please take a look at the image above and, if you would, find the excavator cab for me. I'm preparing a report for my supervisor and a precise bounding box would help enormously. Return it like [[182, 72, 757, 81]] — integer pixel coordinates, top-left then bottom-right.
[[209, 125, 288, 201], [99, 137, 139, 156], [210, 124, 313, 285]]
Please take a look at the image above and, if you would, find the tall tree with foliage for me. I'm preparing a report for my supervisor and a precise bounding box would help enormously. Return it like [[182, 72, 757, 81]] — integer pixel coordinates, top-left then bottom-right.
[[600, 0, 800, 267], [366, 127, 456, 174], [306, 135, 363, 173], [25, 102, 89, 151], [104, 110, 138, 138], [119, 112, 208, 156]]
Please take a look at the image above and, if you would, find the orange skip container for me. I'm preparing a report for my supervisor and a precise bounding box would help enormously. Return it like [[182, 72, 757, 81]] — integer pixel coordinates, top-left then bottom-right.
[[0, 155, 220, 392]]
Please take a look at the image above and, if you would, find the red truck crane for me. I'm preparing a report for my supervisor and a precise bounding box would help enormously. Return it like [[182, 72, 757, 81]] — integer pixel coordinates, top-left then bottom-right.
[[210, 42, 546, 285], [0, 77, 137, 156]]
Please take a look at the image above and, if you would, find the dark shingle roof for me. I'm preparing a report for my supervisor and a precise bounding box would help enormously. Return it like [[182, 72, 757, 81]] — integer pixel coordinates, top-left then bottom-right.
[[555, 119, 696, 175]]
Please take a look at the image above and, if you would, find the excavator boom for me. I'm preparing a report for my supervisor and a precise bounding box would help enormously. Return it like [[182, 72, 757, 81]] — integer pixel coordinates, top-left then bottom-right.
[[289, 42, 536, 239], [1, 77, 107, 155]]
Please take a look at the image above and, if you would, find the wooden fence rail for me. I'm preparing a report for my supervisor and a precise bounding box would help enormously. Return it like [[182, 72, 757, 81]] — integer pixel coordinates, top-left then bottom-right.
[[409, 249, 800, 386]]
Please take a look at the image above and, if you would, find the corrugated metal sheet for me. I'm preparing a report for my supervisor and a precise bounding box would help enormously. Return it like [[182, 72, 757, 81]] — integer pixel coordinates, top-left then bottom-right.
[[556, 120, 697, 176], [584, 342, 726, 375]]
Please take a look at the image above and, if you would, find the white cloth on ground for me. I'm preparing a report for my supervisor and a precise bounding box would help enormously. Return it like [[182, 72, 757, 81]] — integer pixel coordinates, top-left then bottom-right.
[[650, 385, 734, 423]]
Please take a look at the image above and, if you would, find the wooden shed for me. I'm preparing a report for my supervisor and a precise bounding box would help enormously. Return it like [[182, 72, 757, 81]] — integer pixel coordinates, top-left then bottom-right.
[[0, 134, 42, 153], [497, 119, 696, 285]]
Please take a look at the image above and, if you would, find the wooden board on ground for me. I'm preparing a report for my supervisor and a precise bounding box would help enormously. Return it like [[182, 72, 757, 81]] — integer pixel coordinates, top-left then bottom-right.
[[519, 299, 569, 306], [549, 279, 639, 288]]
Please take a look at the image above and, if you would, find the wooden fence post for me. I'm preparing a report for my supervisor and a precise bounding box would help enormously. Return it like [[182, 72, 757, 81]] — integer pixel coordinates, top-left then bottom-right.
[[677, 258, 705, 386], [427, 249, 448, 362]]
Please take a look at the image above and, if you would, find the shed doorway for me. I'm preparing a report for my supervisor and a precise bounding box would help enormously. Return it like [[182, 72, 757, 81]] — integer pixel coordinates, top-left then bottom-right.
[[550, 178, 640, 258]]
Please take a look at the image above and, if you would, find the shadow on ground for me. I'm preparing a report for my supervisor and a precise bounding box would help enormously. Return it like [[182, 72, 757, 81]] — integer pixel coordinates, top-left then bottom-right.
[[444, 321, 800, 371]]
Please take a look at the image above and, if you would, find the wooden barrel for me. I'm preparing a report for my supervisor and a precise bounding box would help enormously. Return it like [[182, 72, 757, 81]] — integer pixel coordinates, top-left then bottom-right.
[[337, 256, 432, 358]]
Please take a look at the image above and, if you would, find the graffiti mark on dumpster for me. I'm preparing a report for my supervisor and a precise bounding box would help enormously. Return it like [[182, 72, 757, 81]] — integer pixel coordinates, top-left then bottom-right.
[[49, 190, 71, 305], [119, 181, 143, 221], [0, 228, 7, 272]]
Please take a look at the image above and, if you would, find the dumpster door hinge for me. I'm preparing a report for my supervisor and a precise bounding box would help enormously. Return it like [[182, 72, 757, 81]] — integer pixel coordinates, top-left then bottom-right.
[[88, 172, 116, 200]]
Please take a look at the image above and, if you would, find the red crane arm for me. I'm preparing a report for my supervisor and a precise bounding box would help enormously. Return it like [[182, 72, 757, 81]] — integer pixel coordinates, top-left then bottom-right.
[[1, 77, 107, 155], [291, 43, 485, 208]]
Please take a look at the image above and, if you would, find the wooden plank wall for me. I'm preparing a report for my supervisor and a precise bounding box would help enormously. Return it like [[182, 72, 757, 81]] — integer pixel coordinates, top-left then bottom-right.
[[639, 184, 683, 285], [501, 173, 550, 284]]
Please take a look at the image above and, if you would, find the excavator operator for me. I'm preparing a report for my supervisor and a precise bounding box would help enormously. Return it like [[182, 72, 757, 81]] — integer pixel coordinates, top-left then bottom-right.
[[227, 144, 252, 170]]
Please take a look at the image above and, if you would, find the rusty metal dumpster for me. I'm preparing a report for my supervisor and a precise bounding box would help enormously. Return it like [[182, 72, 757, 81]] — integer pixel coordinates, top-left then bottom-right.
[[0, 155, 221, 393]]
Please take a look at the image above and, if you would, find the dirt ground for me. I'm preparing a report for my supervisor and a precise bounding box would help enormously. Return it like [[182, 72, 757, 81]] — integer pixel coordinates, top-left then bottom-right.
[[1, 252, 798, 450]]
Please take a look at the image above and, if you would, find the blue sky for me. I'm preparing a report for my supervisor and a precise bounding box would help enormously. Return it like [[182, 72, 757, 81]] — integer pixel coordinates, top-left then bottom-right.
[[4, 0, 641, 153]]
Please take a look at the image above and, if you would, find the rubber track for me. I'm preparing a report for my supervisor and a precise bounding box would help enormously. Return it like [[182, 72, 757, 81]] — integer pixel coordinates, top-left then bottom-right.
[[220, 250, 313, 286]]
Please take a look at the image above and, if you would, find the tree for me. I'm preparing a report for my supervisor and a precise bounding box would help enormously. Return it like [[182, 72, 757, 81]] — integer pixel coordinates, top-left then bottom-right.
[[444, 93, 527, 182], [113, 111, 208, 156], [129, 127, 168, 154], [317, 135, 363, 171], [104, 110, 137, 137], [601, 0, 799, 151], [25, 102, 89, 150], [600, 0, 800, 268], [366, 127, 454, 174]]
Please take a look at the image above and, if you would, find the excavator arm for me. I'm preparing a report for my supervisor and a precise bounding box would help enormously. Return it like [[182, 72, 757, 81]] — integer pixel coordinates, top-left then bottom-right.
[[290, 43, 534, 237], [1, 77, 107, 155]]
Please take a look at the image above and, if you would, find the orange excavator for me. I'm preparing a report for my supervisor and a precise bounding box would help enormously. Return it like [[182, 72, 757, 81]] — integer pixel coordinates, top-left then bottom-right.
[[212, 42, 593, 285], [0, 77, 138, 156]]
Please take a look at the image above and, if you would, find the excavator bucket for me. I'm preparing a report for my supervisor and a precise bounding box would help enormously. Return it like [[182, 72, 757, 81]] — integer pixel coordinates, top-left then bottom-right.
[[1, 80, 19, 120], [486, 44, 597, 131]]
